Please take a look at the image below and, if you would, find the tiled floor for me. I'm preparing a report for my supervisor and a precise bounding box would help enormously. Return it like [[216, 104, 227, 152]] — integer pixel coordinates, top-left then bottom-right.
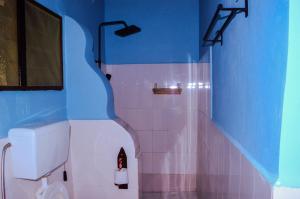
[[142, 192, 198, 199]]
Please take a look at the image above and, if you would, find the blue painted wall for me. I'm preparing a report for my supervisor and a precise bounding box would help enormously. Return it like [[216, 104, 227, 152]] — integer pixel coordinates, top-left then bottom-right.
[[0, 0, 113, 138], [61, 0, 115, 119], [0, 1, 66, 139], [39, 0, 105, 60], [200, 0, 288, 183], [41, 0, 115, 119], [65, 17, 115, 119], [62, 0, 105, 61], [103, 0, 199, 64], [0, 91, 66, 138]]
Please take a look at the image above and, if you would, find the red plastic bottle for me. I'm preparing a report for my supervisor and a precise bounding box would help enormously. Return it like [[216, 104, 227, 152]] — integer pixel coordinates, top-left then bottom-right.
[[117, 147, 128, 189]]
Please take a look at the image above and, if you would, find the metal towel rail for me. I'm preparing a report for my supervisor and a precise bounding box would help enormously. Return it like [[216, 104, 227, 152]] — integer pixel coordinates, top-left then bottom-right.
[[203, 0, 248, 46]]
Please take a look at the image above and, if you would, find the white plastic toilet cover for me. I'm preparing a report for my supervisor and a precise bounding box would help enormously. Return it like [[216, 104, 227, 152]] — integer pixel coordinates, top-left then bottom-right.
[[40, 182, 69, 199]]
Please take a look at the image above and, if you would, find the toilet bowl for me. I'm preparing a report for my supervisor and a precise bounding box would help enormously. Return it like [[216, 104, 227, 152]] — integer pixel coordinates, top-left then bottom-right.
[[36, 181, 69, 199]]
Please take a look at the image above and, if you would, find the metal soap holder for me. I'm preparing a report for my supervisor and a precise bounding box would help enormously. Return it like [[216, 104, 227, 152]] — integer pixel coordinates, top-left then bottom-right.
[[152, 83, 182, 95]]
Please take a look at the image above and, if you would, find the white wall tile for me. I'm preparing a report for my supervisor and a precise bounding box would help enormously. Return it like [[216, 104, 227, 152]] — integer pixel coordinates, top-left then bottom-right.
[[273, 187, 300, 199], [138, 132, 153, 153]]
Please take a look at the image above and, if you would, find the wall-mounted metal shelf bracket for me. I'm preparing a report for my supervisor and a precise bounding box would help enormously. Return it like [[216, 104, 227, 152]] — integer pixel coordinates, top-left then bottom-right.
[[152, 83, 182, 95], [203, 0, 248, 46]]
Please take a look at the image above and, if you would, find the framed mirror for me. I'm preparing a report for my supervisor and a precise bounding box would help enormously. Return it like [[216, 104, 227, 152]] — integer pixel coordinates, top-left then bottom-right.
[[0, 0, 63, 90]]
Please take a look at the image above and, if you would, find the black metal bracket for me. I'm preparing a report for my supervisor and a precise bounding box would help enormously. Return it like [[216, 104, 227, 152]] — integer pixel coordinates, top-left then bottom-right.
[[203, 0, 248, 46]]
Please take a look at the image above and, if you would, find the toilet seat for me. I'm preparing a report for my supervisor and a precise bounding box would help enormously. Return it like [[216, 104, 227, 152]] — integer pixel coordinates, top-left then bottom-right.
[[36, 182, 69, 199]]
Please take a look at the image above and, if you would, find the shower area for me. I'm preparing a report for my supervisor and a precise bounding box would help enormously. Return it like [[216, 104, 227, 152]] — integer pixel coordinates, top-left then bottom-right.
[[99, 0, 275, 198], [104, 61, 211, 198]]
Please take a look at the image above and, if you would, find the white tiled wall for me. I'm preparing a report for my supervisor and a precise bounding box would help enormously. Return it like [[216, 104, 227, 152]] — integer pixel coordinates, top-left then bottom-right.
[[196, 64, 274, 199], [105, 62, 298, 198], [273, 187, 300, 199], [69, 120, 139, 199], [105, 63, 206, 192]]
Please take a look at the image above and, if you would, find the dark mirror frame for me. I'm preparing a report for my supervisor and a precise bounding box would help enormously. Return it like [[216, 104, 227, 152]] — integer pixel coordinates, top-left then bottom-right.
[[0, 0, 63, 91]]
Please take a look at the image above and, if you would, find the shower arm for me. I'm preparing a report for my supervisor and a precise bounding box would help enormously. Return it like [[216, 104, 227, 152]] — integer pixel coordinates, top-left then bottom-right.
[[95, 21, 129, 67], [101, 21, 128, 28]]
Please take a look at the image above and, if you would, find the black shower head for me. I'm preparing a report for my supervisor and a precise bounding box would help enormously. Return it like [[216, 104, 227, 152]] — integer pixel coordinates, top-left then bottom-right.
[[96, 21, 141, 68], [115, 25, 141, 37]]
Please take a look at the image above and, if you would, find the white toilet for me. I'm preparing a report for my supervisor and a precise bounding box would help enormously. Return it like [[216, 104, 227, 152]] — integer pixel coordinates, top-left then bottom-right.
[[36, 179, 69, 199], [9, 121, 71, 199]]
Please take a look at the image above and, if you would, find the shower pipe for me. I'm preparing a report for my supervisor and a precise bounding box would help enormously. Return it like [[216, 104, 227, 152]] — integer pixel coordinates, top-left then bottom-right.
[[95, 21, 141, 68], [95, 21, 141, 81], [95, 21, 127, 68], [1, 143, 11, 199]]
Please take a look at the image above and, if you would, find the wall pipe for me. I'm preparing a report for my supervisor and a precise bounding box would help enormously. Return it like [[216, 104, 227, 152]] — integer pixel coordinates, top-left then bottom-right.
[[1, 143, 11, 199]]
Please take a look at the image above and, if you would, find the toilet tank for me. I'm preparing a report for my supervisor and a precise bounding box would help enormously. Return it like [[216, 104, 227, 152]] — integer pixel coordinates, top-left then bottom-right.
[[8, 121, 70, 180]]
